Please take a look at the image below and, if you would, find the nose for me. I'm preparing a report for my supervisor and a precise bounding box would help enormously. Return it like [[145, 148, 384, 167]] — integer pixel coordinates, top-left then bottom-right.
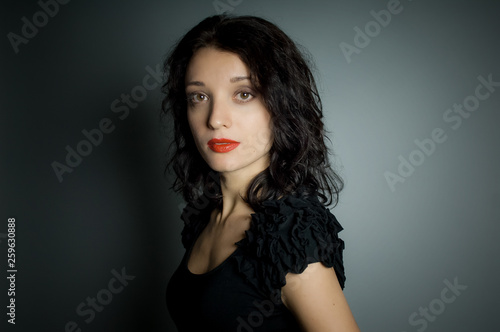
[[207, 97, 232, 130]]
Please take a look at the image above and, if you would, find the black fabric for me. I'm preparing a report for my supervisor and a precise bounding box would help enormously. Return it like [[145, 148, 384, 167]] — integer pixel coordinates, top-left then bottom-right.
[[166, 192, 345, 331]]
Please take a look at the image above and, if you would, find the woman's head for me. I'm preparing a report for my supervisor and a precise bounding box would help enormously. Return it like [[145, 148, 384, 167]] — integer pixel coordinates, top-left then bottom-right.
[[162, 14, 343, 208], [184, 47, 273, 179]]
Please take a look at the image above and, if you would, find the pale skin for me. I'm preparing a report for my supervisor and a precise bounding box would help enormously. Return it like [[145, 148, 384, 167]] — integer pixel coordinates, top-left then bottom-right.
[[184, 47, 360, 331]]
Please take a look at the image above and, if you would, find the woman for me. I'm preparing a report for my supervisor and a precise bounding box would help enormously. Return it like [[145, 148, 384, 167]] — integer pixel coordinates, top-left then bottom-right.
[[163, 14, 360, 331]]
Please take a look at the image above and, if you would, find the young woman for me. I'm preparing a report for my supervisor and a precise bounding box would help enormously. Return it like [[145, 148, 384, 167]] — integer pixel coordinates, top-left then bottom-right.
[[163, 14, 360, 331]]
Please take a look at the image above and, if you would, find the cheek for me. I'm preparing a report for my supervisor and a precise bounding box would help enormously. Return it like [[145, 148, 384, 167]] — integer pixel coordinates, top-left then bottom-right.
[[255, 125, 273, 151], [257, 114, 273, 149], [187, 113, 203, 140], [186, 116, 207, 157], [241, 116, 273, 154]]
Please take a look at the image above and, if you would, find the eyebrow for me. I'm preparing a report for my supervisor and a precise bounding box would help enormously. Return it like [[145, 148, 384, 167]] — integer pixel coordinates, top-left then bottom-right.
[[185, 76, 251, 87], [230, 76, 251, 83]]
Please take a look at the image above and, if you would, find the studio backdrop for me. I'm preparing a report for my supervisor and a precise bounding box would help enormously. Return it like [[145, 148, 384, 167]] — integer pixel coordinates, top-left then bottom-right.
[[1, 0, 499, 331]]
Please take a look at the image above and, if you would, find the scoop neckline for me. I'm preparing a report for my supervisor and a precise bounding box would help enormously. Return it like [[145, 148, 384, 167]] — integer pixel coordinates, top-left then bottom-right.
[[183, 208, 246, 276], [183, 241, 241, 277]]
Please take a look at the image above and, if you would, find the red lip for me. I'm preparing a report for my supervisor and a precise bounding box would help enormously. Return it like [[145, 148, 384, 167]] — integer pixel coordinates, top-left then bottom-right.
[[207, 138, 240, 153]]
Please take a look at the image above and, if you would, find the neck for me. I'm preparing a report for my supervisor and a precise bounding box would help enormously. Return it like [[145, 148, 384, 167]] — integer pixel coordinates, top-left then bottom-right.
[[216, 159, 268, 222]]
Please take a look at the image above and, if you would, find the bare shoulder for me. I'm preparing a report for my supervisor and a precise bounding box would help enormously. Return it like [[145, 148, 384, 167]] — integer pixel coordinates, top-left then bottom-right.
[[282, 262, 360, 332]]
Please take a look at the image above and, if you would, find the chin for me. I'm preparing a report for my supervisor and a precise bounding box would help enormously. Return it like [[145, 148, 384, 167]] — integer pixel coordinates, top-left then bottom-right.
[[204, 156, 242, 173], [207, 162, 239, 173]]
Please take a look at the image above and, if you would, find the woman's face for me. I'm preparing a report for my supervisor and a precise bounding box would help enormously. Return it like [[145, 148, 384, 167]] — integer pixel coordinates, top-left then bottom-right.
[[185, 47, 273, 176]]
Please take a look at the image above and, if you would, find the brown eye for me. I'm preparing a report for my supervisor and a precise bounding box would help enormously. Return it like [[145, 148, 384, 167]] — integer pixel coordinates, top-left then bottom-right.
[[194, 93, 207, 102], [188, 92, 208, 104], [235, 91, 254, 102]]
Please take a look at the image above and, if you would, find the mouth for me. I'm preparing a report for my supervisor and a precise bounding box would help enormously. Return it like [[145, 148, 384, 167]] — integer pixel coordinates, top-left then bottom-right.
[[207, 138, 240, 153]]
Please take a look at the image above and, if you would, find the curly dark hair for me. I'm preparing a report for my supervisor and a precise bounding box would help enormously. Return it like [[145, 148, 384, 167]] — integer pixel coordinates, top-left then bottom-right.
[[161, 14, 343, 210]]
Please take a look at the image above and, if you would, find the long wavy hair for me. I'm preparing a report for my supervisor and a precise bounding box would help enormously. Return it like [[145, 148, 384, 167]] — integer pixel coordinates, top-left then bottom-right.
[[161, 14, 343, 210]]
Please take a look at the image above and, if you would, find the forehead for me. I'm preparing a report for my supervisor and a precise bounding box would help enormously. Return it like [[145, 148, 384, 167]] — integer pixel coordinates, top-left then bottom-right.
[[185, 47, 250, 86]]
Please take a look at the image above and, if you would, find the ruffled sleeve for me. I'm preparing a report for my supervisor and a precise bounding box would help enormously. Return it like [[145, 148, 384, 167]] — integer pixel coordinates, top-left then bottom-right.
[[234, 193, 345, 299]]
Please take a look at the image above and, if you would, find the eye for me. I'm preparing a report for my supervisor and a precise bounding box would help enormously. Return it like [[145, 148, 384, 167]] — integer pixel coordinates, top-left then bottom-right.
[[187, 92, 209, 105], [235, 91, 254, 103]]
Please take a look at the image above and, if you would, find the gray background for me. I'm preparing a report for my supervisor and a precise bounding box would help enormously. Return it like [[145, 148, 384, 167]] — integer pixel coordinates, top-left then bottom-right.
[[1, 0, 499, 331]]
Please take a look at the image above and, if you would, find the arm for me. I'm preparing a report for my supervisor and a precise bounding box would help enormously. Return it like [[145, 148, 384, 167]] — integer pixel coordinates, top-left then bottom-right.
[[281, 262, 360, 332]]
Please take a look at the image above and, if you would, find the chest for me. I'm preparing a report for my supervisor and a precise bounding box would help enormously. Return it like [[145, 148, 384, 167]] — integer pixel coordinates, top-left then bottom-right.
[[166, 248, 300, 332], [187, 214, 250, 274]]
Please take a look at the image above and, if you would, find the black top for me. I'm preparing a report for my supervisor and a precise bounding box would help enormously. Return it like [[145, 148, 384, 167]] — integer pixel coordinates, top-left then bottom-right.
[[166, 192, 345, 331]]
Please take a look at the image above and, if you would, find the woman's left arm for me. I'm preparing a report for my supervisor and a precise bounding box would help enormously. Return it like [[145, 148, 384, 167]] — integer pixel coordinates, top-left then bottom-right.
[[281, 262, 361, 332]]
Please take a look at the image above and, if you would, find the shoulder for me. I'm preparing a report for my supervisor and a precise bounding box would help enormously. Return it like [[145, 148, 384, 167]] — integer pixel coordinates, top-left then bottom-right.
[[235, 192, 346, 298]]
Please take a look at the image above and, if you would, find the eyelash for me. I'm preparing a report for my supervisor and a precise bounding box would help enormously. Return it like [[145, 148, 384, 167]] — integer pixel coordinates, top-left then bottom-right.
[[187, 92, 208, 105], [186, 90, 255, 106]]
